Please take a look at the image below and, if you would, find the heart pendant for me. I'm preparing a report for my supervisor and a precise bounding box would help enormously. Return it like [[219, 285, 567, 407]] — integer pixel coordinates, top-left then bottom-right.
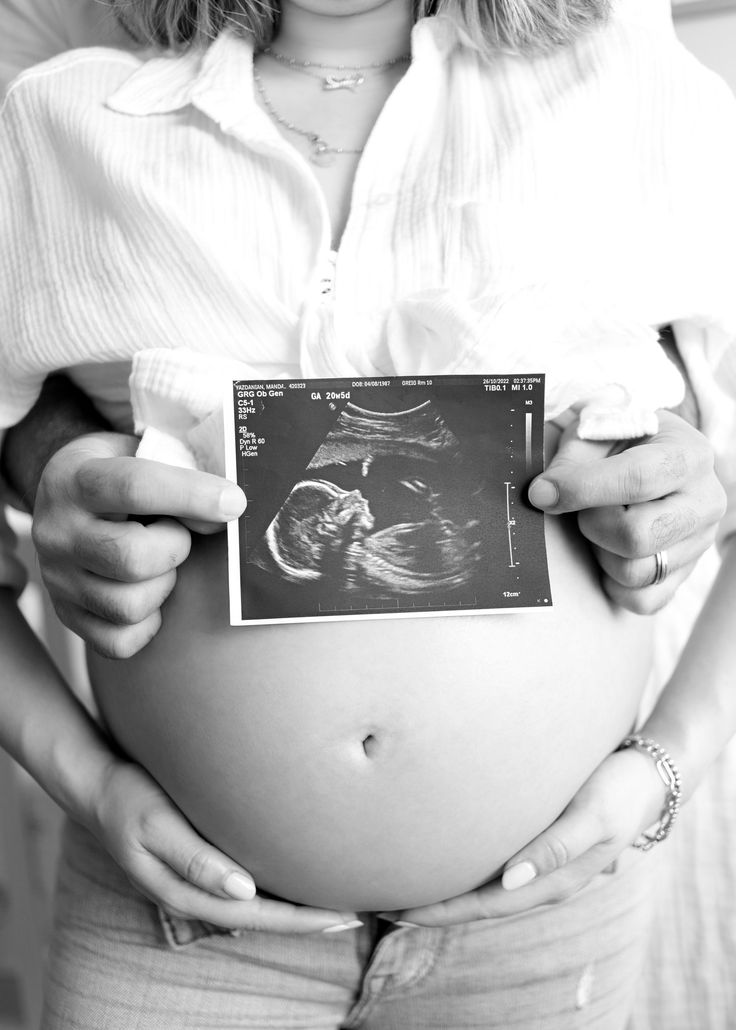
[[310, 141, 336, 167]]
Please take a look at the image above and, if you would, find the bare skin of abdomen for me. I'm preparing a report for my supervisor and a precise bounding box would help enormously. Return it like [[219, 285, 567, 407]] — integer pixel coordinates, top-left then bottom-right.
[[89, 513, 653, 911]]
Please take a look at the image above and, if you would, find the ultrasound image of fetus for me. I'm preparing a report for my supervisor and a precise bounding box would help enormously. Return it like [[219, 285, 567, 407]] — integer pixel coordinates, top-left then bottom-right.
[[249, 402, 488, 598], [262, 480, 375, 583]]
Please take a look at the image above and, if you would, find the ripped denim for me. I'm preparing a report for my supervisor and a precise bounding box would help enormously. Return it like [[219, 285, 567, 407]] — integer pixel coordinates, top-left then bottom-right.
[[42, 819, 657, 1030]]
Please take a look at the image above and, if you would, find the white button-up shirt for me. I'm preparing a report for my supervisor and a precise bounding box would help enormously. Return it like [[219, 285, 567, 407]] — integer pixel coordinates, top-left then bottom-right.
[[1, 7, 735, 475]]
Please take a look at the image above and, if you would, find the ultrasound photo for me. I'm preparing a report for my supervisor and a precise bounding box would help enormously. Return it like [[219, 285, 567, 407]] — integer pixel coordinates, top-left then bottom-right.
[[225, 375, 551, 625]]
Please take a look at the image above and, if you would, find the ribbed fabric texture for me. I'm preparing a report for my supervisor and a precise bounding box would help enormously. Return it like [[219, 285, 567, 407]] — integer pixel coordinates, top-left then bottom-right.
[[1, 9, 735, 470]]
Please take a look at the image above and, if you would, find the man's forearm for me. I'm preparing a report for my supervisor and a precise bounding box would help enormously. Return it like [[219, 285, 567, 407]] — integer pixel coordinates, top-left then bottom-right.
[[0, 373, 111, 510]]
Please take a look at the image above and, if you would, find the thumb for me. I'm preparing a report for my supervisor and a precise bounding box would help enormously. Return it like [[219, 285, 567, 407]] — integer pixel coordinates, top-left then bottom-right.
[[153, 810, 257, 899], [528, 421, 615, 514], [500, 805, 600, 890], [178, 517, 232, 536]]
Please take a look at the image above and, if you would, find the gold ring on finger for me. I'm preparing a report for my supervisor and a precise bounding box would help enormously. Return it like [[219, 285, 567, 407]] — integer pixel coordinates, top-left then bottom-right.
[[651, 549, 669, 586]]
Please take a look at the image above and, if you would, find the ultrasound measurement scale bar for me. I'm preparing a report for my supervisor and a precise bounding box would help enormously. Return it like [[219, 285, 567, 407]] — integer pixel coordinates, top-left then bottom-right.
[[319, 596, 481, 614], [505, 482, 518, 568]]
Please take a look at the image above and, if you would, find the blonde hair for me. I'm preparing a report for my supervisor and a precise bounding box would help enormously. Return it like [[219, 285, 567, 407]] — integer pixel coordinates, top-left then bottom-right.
[[110, 0, 611, 53]]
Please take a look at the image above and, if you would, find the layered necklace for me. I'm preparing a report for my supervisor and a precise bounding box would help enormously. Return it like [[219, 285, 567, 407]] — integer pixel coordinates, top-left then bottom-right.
[[261, 46, 410, 92], [254, 47, 410, 166]]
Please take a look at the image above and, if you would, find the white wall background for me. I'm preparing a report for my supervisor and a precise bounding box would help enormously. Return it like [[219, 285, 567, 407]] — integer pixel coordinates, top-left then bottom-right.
[[674, 9, 736, 90]]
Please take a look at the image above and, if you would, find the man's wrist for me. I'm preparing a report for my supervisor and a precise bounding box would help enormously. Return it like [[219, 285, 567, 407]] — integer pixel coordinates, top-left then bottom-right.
[[0, 373, 112, 511]]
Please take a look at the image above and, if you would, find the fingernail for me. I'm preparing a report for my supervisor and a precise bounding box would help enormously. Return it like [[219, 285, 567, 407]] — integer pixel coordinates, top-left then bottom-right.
[[322, 920, 364, 934], [219, 486, 246, 519], [501, 860, 537, 891], [377, 913, 418, 927], [527, 478, 558, 511], [223, 872, 256, 900]]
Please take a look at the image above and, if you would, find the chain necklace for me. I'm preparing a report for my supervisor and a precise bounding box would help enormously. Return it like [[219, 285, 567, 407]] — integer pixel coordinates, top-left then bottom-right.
[[253, 70, 364, 166], [260, 46, 410, 92]]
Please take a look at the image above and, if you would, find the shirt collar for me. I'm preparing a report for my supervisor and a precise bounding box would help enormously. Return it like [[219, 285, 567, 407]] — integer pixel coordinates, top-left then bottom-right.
[[106, 17, 468, 125], [106, 30, 258, 132]]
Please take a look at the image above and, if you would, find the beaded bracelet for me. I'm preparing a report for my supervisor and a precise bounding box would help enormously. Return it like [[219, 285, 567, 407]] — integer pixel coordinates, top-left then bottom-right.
[[618, 735, 682, 851]]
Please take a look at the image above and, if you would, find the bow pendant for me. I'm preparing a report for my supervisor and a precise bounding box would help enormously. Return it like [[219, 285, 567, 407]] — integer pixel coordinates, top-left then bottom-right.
[[322, 74, 365, 91]]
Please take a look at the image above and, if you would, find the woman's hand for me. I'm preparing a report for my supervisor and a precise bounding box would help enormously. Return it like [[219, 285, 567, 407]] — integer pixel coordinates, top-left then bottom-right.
[[529, 410, 726, 614], [88, 759, 360, 934], [381, 747, 665, 927], [31, 432, 245, 659]]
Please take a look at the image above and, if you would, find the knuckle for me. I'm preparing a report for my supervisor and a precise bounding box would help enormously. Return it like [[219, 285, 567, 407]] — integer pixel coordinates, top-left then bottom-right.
[[70, 528, 122, 576], [586, 507, 629, 554], [112, 595, 149, 626], [649, 510, 692, 550], [77, 584, 121, 625], [91, 586, 153, 627], [96, 629, 146, 661], [30, 517, 56, 556], [616, 517, 650, 559], [621, 461, 647, 501], [76, 459, 121, 506], [613, 559, 646, 590], [556, 468, 598, 511], [184, 846, 212, 885], [117, 830, 147, 865], [631, 561, 656, 591], [148, 519, 191, 571], [138, 803, 165, 841], [659, 445, 691, 485], [108, 530, 152, 582], [539, 834, 570, 872], [41, 455, 78, 501], [37, 562, 64, 599]]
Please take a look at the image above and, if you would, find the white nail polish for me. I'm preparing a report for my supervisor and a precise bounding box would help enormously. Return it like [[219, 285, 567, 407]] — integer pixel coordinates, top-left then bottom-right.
[[223, 872, 256, 900], [394, 921, 420, 928], [322, 920, 364, 934], [501, 860, 537, 891]]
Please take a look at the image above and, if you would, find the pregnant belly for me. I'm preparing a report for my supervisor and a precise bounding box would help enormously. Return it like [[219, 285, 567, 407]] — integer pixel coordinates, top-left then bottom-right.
[[89, 516, 654, 911]]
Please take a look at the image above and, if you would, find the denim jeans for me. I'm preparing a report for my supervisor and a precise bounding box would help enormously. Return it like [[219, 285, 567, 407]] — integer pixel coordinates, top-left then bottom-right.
[[42, 819, 657, 1030]]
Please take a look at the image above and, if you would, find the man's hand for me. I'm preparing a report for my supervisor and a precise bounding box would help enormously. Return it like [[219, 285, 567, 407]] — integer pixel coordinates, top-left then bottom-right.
[[528, 410, 726, 613], [32, 432, 245, 658]]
